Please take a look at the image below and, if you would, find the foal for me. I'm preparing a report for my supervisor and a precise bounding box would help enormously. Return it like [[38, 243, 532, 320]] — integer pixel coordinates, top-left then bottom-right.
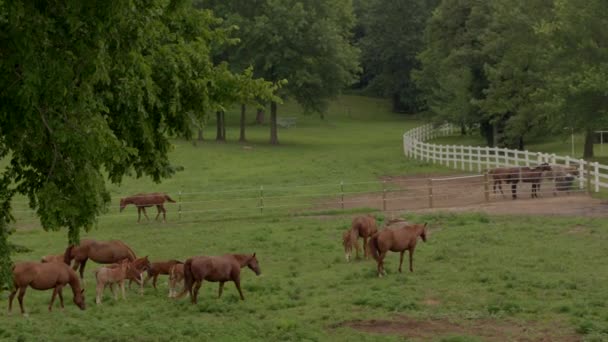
[[168, 263, 185, 298], [9, 262, 85, 314], [144, 260, 182, 289], [94, 259, 130, 304], [343, 215, 378, 261], [369, 222, 427, 277]]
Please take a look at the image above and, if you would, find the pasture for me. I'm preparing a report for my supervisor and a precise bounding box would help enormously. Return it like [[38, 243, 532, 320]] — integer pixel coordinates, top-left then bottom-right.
[[3, 96, 608, 341]]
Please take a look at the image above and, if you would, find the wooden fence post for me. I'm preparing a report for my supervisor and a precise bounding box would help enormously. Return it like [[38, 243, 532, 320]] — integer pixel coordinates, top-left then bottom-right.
[[428, 178, 433, 208], [260, 185, 264, 214], [484, 172, 490, 203]]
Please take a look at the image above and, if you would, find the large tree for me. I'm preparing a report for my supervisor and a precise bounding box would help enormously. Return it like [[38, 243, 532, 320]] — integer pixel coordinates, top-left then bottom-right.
[[0, 0, 275, 288], [356, 0, 439, 113], [199, 0, 360, 144]]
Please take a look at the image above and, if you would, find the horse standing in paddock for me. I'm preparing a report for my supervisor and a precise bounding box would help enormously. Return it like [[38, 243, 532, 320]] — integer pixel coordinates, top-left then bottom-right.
[[168, 263, 185, 298], [489, 164, 551, 199], [543, 165, 579, 196], [64, 239, 149, 292], [177, 253, 261, 304], [41, 254, 65, 263], [94, 259, 131, 304], [8, 262, 85, 314], [119, 192, 176, 223], [368, 222, 427, 277], [144, 260, 183, 289], [343, 215, 378, 262]]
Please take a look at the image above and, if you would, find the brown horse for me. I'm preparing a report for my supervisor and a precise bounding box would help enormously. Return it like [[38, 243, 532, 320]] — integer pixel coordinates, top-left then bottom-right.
[[178, 253, 261, 304], [543, 165, 579, 195], [94, 259, 131, 304], [489, 164, 552, 199], [168, 263, 185, 298], [119, 192, 176, 222], [9, 262, 85, 314], [63, 239, 149, 290], [343, 215, 378, 262], [144, 260, 183, 289], [368, 222, 427, 277]]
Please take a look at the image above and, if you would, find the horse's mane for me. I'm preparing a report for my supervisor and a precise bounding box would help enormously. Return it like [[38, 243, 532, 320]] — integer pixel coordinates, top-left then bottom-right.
[[114, 240, 137, 260]]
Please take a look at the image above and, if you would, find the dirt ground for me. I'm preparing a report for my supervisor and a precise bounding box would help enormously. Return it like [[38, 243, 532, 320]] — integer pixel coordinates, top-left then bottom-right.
[[324, 173, 608, 217], [333, 315, 581, 342]]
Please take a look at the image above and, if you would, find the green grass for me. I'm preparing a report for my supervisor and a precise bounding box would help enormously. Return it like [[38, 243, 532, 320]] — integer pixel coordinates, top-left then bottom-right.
[[2, 96, 608, 341]]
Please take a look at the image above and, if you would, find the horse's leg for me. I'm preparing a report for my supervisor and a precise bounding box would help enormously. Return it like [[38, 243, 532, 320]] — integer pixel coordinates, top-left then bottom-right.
[[48, 287, 59, 311], [57, 286, 64, 310], [142, 207, 150, 221], [152, 274, 158, 289], [17, 286, 27, 315], [234, 279, 245, 300], [192, 281, 202, 304], [162, 205, 167, 222], [218, 281, 225, 298], [8, 287, 17, 314], [498, 181, 505, 197], [398, 251, 405, 273], [511, 183, 517, 199], [409, 247, 415, 272], [363, 236, 369, 259], [121, 280, 127, 300], [155, 205, 161, 221], [96, 282, 103, 304], [137, 207, 142, 223], [79, 258, 88, 282]]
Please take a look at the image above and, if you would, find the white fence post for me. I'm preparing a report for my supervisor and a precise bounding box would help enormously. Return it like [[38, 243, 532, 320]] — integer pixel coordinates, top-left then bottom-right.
[[468, 145, 473, 171], [579, 160, 585, 189], [594, 162, 600, 192], [477, 147, 482, 172], [494, 147, 500, 168], [525, 150, 530, 167], [461, 145, 465, 170], [485, 147, 490, 169]]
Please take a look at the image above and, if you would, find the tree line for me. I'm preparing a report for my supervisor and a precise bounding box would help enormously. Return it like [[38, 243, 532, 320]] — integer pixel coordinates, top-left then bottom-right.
[[0, 0, 606, 288]]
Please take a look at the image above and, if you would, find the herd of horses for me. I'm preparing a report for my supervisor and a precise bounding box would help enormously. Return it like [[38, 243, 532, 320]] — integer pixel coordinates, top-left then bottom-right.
[[488, 163, 579, 199]]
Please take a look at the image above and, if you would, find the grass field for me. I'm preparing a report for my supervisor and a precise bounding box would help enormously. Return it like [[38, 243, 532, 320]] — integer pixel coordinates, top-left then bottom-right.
[[2, 96, 608, 341]]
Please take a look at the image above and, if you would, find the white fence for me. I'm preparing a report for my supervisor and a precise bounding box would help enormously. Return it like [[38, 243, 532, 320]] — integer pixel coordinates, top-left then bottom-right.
[[403, 123, 608, 192]]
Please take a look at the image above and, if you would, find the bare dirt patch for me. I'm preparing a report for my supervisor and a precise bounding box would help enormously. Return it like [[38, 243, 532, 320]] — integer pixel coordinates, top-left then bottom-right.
[[319, 173, 608, 217], [334, 315, 581, 342]]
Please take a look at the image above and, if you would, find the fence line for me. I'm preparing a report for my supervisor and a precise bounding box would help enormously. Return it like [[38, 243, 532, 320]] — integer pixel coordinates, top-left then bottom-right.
[[403, 123, 603, 192]]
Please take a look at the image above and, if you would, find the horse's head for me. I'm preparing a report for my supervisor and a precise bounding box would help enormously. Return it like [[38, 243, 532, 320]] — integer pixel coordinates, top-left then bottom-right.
[[247, 253, 261, 276], [420, 222, 428, 242], [74, 288, 86, 310], [119, 198, 127, 212]]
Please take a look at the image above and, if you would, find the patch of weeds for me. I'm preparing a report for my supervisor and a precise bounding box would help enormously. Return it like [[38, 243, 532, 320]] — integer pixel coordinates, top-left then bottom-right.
[[576, 320, 597, 335]]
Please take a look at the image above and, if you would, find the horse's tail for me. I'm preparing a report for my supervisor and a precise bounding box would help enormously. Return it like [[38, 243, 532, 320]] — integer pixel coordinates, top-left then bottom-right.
[[175, 258, 193, 299], [165, 194, 176, 203], [63, 245, 75, 265], [368, 234, 380, 261]]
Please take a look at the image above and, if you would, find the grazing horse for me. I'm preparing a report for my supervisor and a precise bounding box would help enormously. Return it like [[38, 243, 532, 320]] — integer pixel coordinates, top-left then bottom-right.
[[368, 222, 427, 277], [63, 239, 149, 291], [177, 253, 261, 304], [41, 254, 65, 263], [168, 263, 185, 298], [9, 262, 85, 314], [144, 260, 183, 289], [489, 164, 552, 199], [119, 192, 176, 222], [343, 215, 378, 262], [543, 165, 579, 196]]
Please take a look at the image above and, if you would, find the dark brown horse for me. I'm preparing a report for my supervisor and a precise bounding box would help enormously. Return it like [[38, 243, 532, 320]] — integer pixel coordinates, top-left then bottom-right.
[[368, 222, 427, 277], [144, 260, 183, 289], [489, 164, 552, 199], [343, 215, 378, 262], [63, 239, 149, 291], [178, 253, 261, 304], [119, 192, 176, 222], [9, 262, 85, 314]]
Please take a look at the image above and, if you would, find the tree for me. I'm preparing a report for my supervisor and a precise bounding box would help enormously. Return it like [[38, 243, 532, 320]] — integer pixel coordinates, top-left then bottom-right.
[[0, 0, 276, 289], [357, 0, 439, 113], [199, 0, 360, 144], [535, 0, 608, 158]]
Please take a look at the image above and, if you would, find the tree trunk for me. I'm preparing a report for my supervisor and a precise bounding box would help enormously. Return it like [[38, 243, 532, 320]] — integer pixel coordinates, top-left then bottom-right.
[[270, 101, 279, 145], [480, 120, 493, 147], [517, 136, 524, 151], [460, 123, 466, 136], [584, 129, 594, 159], [221, 112, 226, 141], [216, 111, 225, 142], [239, 104, 247, 142], [256, 108, 265, 124]]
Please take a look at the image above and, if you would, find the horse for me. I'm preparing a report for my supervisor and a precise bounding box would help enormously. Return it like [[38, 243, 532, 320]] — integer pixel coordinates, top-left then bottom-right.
[[489, 163, 552, 199], [177, 253, 261, 304], [168, 263, 185, 298], [343, 215, 378, 262], [94, 259, 131, 304], [8, 262, 85, 314], [41, 254, 65, 263], [144, 260, 183, 289], [368, 222, 427, 277], [119, 192, 176, 222], [63, 239, 149, 291], [543, 165, 579, 196]]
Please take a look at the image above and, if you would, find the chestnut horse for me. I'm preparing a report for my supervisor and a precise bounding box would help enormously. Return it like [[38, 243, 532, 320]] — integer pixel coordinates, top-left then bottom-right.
[[144, 260, 183, 289], [94, 259, 131, 304], [368, 222, 427, 277], [177, 253, 261, 304], [64, 239, 149, 291], [343, 215, 378, 262], [168, 263, 185, 298], [119, 192, 176, 222], [9, 262, 85, 314], [543, 165, 579, 196]]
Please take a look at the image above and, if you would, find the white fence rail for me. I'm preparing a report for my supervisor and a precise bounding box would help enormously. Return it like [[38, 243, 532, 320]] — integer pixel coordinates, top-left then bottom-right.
[[403, 123, 604, 192]]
